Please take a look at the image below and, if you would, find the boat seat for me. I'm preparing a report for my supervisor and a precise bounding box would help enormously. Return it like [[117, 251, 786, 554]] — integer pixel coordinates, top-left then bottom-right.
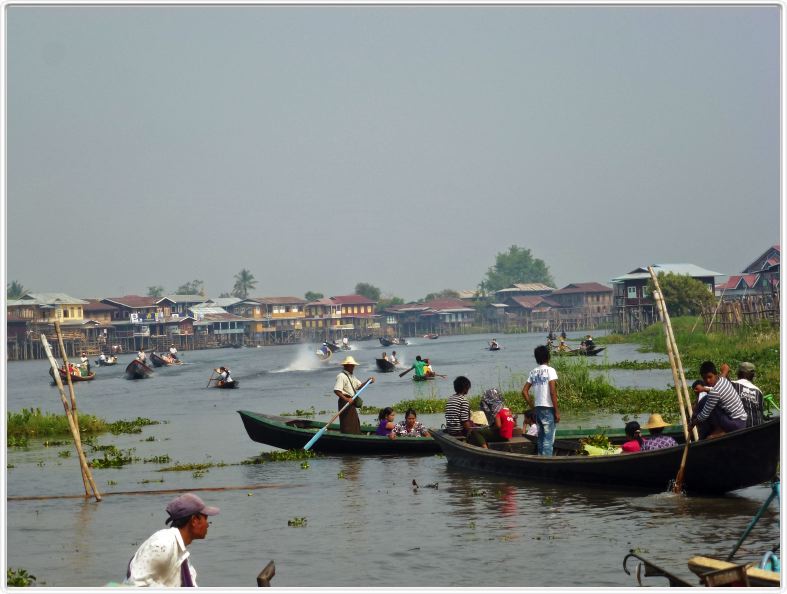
[[489, 438, 537, 454], [699, 564, 750, 587]]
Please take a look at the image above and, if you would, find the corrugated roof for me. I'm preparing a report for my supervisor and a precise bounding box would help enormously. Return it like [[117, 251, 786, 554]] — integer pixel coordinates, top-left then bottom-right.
[[83, 299, 119, 312], [189, 305, 229, 315], [552, 282, 612, 295], [255, 296, 308, 305], [208, 297, 243, 308], [611, 264, 723, 283], [330, 295, 377, 305], [495, 283, 555, 294], [103, 295, 159, 308], [158, 294, 206, 304], [21, 292, 89, 305], [509, 296, 545, 309]]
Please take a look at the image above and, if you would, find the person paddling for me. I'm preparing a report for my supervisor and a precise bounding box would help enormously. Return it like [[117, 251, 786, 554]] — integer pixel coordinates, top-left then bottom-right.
[[333, 356, 375, 434]]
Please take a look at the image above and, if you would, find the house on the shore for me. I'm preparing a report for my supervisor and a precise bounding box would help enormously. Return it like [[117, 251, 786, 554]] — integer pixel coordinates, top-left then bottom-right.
[[717, 245, 780, 301], [251, 297, 308, 344], [548, 282, 614, 331], [611, 264, 722, 333], [384, 298, 476, 336]]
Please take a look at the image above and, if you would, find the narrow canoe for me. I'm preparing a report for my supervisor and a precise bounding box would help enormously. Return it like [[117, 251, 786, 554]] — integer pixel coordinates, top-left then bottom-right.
[[150, 352, 178, 367], [316, 349, 333, 363], [379, 337, 393, 347], [49, 366, 95, 382], [237, 410, 440, 454], [376, 358, 396, 373], [430, 419, 780, 495], [95, 357, 118, 366], [125, 359, 154, 379], [213, 380, 239, 389]]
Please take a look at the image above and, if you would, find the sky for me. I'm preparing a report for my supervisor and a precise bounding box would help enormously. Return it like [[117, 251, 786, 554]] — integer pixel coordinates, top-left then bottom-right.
[[4, 3, 782, 302]]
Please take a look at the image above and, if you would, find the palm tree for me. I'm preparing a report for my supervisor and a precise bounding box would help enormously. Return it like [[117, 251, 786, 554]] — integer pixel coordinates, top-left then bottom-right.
[[7, 281, 27, 299], [232, 269, 257, 299]]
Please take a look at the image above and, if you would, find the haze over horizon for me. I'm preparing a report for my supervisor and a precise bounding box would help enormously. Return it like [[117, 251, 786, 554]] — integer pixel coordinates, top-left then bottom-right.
[[5, 5, 781, 302]]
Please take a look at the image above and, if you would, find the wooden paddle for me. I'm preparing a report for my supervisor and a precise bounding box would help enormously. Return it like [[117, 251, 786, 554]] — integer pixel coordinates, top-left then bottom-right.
[[303, 380, 373, 450], [673, 438, 691, 494], [206, 370, 217, 388], [399, 366, 414, 378]]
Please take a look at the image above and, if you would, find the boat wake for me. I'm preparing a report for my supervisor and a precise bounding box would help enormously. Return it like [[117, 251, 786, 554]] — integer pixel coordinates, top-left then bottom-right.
[[272, 345, 331, 373]]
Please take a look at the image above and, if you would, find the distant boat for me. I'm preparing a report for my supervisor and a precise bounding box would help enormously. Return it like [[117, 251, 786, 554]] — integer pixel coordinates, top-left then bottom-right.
[[94, 356, 118, 366], [49, 366, 95, 382], [125, 359, 153, 379], [376, 358, 396, 373], [423, 334, 439, 340], [150, 352, 182, 367], [316, 349, 333, 363], [213, 379, 239, 389]]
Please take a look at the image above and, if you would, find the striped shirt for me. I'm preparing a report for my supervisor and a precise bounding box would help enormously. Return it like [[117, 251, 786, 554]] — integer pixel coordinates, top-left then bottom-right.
[[696, 375, 747, 422], [445, 394, 470, 436], [733, 379, 765, 427]]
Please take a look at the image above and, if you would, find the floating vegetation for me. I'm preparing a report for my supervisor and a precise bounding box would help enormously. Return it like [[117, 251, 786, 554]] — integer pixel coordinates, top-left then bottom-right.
[[337, 471, 345, 479], [192, 470, 207, 479], [90, 446, 139, 469], [143, 455, 171, 464], [469, 488, 487, 497], [158, 461, 230, 472], [107, 417, 161, 435], [281, 407, 316, 417], [7, 464, 15, 469], [7, 435, 29, 448], [107, 480, 118, 486], [287, 517, 307, 527], [588, 359, 671, 370], [43, 439, 67, 447], [300, 461, 310, 469], [57, 450, 71, 458], [7, 568, 36, 587], [143, 436, 157, 442], [139, 478, 165, 484], [242, 449, 318, 465]]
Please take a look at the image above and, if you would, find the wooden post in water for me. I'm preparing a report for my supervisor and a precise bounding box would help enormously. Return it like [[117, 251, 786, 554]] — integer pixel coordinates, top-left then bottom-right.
[[41, 335, 101, 501]]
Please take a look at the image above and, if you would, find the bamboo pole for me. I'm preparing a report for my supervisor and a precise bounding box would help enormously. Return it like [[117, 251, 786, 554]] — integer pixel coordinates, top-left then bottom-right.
[[648, 268, 698, 441], [41, 335, 102, 501], [54, 321, 82, 436]]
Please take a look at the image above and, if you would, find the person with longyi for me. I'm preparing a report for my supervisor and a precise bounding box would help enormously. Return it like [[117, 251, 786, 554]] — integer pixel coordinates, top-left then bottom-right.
[[334, 356, 375, 434]]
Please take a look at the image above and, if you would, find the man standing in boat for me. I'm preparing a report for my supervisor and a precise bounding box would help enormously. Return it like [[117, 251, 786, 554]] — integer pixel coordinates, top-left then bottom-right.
[[333, 356, 375, 434], [169, 343, 179, 361]]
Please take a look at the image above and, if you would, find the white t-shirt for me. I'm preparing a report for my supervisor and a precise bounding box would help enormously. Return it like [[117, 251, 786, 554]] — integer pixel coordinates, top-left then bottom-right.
[[124, 527, 197, 587], [527, 364, 558, 408]]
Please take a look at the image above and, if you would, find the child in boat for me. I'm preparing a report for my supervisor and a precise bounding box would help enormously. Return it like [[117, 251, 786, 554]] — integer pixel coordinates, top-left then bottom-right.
[[376, 407, 397, 439], [621, 421, 643, 453], [523, 410, 539, 437]]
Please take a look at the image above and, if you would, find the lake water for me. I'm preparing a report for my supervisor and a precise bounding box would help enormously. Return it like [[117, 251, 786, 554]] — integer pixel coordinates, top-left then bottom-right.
[[5, 332, 780, 587]]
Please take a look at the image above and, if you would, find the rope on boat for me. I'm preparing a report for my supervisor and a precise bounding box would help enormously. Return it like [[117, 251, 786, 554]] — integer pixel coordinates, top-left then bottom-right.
[[7, 482, 303, 502]]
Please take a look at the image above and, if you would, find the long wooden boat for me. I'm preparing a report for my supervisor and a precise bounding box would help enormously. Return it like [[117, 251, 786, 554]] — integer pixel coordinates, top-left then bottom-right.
[[325, 342, 341, 353], [125, 359, 153, 379], [49, 366, 95, 382], [429, 419, 780, 495], [376, 358, 396, 372], [380, 337, 408, 347], [554, 346, 605, 357], [379, 337, 394, 347], [150, 352, 182, 367], [423, 333, 439, 339], [94, 356, 118, 366], [238, 410, 440, 454]]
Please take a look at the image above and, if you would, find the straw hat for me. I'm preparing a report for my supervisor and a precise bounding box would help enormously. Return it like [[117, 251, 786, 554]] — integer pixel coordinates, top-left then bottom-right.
[[340, 356, 360, 366], [643, 413, 670, 430], [470, 411, 489, 426]]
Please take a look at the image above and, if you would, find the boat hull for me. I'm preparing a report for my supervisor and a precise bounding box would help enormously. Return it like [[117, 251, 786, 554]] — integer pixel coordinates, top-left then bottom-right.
[[376, 358, 395, 372], [238, 411, 440, 454], [49, 367, 95, 382], [125, 359, 153, 379], [214, 380, 239, 389], [430, 419, 780, 495]]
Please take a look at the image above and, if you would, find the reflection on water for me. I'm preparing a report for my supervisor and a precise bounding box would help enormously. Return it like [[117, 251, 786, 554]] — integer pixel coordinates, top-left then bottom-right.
[[6, 333, 778, 587]]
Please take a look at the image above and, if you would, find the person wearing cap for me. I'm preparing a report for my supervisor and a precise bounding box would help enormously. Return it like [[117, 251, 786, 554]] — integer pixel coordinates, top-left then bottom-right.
[[124, 493, 219, 587], [641, 413, 678, 451], [731, 362, 765, 427], [80, 352, 90, 374], [169, 344, 179, 361], [333, 356, 375, 434]]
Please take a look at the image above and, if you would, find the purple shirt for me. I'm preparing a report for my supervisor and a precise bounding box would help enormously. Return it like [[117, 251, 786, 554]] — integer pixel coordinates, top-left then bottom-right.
[[376, 419, 391, 436], [642, 435, 678, 451]]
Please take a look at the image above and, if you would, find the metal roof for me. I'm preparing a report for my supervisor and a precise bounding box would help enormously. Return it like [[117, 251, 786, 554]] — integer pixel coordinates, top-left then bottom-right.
[[21, 292, 89, 305], [158, 294, 207, 304], [611, 264, 723, 283]]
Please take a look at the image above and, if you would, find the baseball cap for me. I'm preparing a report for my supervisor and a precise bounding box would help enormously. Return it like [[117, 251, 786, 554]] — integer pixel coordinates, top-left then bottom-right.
[[165, 493, 220, 524]]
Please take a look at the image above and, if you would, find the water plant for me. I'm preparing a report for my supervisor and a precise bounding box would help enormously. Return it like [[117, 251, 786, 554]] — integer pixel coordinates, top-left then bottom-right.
[[143, 455, 171, 464], [287, 517, 307, 527], [7, 409, 163, 439], [90, 447, 139, 469], [57, 450, 71, 458], [7, 568, 36, 587], [300, 461, 310, 469], [281, 407, 316, 417], [242, 449, 318, 465], [107, 417, 160, 434], [7, 435, 29, 448]]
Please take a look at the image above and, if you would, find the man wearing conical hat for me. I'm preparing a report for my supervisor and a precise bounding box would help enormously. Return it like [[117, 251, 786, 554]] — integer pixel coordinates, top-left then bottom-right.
[[334, 356, 375, 434]]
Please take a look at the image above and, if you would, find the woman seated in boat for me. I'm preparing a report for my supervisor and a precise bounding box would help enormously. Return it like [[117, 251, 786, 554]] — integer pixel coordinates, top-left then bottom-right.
[[523, 409, 538, 437], [376, 407, 397, 439], [621, 421, 644, 453], [390, 351, 398, 365], [641, 413, 678, 451], [394, 408, 430, 438], [381, 352, 389, 362], [423, 358, 435, 378]]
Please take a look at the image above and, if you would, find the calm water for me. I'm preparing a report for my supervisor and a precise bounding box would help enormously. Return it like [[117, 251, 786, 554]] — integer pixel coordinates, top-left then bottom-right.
[[5, 332, 780, 587]]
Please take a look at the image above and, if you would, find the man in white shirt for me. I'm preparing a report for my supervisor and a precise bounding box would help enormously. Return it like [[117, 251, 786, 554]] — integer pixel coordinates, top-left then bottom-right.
[[169, 344, 179, 361], [125, 493, 219, 587], [333, 356, 374, 434]]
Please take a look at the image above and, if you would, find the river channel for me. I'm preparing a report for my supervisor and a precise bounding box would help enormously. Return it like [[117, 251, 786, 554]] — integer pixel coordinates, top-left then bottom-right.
[[5, 332, 780, 587]]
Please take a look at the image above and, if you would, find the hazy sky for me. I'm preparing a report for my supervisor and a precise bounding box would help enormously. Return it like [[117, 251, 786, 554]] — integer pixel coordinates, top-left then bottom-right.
[[5, 4, 781, 301]]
